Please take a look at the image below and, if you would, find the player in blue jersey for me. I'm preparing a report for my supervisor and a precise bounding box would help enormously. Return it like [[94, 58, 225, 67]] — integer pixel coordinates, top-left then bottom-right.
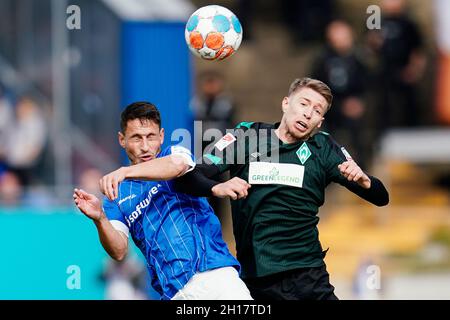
[[73, 102, 252, 300]]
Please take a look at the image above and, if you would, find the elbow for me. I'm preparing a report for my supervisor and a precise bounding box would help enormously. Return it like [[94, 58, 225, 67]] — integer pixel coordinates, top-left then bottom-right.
[[375, 193, 390, 207], [109, 246, 127, 261], [171, 156, 190, 177], [370, 178, 390, 207], [111, 251, 127, 262], [175, 162, 189, 177]]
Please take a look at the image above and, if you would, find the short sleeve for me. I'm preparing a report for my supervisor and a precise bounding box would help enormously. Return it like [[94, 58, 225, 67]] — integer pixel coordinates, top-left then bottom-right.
[[102, 197, 130, 238], [167, 145, 196, 173]]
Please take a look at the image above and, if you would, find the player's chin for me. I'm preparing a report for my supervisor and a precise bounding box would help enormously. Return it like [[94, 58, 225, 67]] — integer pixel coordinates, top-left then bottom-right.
[[291, 126, 311, 140], [132, 157, 145, 165]]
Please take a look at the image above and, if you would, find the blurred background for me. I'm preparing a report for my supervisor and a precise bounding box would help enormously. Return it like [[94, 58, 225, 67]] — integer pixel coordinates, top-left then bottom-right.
[[0, 0, 449, 299]]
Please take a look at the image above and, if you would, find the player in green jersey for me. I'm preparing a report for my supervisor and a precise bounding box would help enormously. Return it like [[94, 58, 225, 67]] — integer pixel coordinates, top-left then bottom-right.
[[175, 77, 389, 300]]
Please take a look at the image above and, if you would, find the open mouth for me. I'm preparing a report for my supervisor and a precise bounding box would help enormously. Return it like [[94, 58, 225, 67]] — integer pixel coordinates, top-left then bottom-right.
[[295, 120, 308, 132], [140, 155, 154, 161]]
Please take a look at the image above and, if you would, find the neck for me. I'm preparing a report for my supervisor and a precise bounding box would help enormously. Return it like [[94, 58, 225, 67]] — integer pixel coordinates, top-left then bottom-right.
[[275, 120, 305, 144]]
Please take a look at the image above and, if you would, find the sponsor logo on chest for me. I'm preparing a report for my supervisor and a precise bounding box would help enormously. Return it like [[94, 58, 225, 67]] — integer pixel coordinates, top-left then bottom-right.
[[125, 184, 162, 225], [118, 194, 136, 206], [248, 162, 305, 188]]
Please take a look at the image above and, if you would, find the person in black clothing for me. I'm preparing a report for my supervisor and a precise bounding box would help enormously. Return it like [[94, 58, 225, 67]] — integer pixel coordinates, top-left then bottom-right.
[[190, 71, 235, 141], [368, 0, 426, 132], [189, 71, 236, 221], [312, 20, 369, 168], [283, 0, 334, 44]]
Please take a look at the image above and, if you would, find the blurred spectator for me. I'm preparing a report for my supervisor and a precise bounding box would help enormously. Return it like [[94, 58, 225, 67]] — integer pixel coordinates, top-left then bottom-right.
[[282, 0, 334, 44], [368, 0, 427, 133], [0, 83, 14, 167], [100, 256, 149, 300], [22, 184, 55, 207], [79, 168, 103, 199], [189, 71, 236, 221], [0, 171, 23, 206], [3, 96, 47, 186], [312, 20, 370, 168], [190, 71, 236, 139]]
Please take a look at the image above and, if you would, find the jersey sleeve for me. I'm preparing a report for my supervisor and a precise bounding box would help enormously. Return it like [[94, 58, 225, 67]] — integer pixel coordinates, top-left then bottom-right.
[[319, 133, 390, 206], [202, 121, 254, 173], [319, 133, 353, 185], [102, 197, 130, 238], [161, 145, 196, 173]]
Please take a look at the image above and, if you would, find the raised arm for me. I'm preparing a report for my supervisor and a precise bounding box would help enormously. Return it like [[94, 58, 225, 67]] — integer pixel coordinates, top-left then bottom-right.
[[337, 160, 389, 207], [173, 164, 251, 200], [320, 132, 389, 207], [100, 153, 193, 200], [73, 188, 128, 260]]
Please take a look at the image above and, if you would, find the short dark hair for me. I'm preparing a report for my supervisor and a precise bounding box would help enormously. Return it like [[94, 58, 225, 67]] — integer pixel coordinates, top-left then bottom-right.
[[288, 78, 333, 111], [120, 101, 161, 133]]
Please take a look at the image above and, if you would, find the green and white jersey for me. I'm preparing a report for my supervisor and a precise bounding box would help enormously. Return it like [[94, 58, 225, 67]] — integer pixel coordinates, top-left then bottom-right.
[[203, 121, 357, 278]]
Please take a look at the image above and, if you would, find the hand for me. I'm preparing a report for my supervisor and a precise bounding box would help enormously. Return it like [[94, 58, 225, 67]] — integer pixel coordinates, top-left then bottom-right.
[[73, 188, 105, 221], [338, 160, 371, 189], [212, 177, 251, 200], [99, 167, 129, 201]]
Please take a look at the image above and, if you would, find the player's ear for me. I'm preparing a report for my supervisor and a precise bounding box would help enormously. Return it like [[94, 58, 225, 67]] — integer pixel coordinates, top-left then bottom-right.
[[317, 117, 324, 129], [159, 127, 165, 145], [281, 96, 289, 113], [118, 131, 126, 149]]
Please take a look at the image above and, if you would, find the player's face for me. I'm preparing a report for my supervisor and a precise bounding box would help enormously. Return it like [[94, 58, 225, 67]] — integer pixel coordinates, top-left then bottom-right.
[[118, 119, 164, 165], [281, 87, 327, 140]]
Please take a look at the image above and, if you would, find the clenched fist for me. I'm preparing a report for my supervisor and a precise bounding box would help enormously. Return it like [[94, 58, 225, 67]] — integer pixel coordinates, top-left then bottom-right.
[[338, 160, 371, 189], [212, 177, 251, 200]]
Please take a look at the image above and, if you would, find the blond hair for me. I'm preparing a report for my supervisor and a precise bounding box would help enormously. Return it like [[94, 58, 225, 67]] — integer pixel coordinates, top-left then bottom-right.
[[288, 77, 333, 111]]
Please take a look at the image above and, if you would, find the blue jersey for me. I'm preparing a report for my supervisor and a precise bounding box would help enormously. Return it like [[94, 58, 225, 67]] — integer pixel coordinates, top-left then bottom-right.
[[102, 145, 240, 300]]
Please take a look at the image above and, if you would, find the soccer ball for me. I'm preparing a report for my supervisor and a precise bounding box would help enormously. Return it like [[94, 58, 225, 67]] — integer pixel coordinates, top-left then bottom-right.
[[185, 5, 243, 61]]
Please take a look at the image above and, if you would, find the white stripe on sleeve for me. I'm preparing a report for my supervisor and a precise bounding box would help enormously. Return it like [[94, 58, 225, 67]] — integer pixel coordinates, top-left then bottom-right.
[[110, 220, 130, 238], [171, 145, 196, 173]]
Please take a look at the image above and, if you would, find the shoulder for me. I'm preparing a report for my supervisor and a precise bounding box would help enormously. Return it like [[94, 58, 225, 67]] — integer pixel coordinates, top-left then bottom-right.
[[311, 131, 336, 147], [311, 131, 353, 161], [160, 144, 193, 157], [234, 121, 271, 130], [311, 131, 342, 154], [230, 122, 274, 144], [234, 121, 256, 130], [233, 121, 274, 132]]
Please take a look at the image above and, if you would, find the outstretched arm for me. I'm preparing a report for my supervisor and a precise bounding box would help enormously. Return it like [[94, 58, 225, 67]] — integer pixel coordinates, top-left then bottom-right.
[[73, 188, 128, 260], [100, 154, 192, 200], [173, 164, 251, 200]]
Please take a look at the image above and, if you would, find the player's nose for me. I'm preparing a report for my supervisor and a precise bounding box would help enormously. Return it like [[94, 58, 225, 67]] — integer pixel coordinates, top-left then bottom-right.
[[141, 139, 150, 152], [303, 106, 313, 119]]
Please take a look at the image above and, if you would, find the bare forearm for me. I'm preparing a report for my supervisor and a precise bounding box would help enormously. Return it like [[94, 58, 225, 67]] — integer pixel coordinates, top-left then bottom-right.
[[94, 215, 128, 261], [124, 155, 188, 181]]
